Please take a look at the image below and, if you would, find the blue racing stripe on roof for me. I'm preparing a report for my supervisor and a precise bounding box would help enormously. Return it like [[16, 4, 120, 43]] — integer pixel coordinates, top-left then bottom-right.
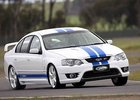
[[81, 47, 100, 66], [55, 28, 65, 33], [91, 46, 108, 65], [65, 28, 74, 32]]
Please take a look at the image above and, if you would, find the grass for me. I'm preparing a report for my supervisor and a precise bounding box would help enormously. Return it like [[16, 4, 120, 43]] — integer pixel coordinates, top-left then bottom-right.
[[128, 56, 140, 64], [113, 37, 140, 52], [129, 70, 140, 81], [0, 47, 4, 60]]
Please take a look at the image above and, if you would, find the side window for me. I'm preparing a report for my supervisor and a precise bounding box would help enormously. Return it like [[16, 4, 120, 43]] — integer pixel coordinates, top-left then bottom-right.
[[30, 36, 41, 53], [20, 36, 33, 53], [15, 39, 24, 53]]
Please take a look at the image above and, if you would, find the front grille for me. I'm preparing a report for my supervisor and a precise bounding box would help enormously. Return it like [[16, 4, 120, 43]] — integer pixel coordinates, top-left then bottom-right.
[[83, 68, 120, 79], [86, 56, 110, 63]]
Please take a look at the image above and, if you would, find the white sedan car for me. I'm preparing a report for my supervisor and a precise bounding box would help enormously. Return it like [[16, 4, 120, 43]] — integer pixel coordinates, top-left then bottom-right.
[[4, 27, 129, 89]]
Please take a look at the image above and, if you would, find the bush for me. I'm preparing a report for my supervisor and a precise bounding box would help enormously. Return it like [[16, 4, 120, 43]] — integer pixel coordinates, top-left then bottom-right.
[[0, 3, 42, 44], [51, 10, 66, 27], [80, 0, 139, 28]]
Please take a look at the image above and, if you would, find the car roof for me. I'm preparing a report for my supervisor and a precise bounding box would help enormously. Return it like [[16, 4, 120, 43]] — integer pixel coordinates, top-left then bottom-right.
[[28, 27, 87, 36]]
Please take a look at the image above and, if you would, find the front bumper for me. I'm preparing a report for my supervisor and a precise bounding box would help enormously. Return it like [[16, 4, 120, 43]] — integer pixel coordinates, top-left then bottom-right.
[[81, 68, 122, 82], [57, 59, 129, 84]]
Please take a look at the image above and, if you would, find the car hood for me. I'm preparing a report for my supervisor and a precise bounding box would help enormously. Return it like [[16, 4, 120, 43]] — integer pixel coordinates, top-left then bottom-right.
[[49, 44, 123, 59]]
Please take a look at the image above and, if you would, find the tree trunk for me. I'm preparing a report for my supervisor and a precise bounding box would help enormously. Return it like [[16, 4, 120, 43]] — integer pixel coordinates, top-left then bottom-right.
[[42, 0, 46, 27], [48, 0, 56, 28], [64, 0, 70, 17]]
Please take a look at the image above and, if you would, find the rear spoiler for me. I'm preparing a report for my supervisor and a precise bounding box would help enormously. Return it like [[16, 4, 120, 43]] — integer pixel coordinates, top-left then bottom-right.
[[4, 42, 18, 52]]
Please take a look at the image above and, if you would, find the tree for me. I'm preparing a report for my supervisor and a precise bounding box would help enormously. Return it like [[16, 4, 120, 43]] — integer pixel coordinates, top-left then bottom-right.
[[42, 0, 46, 27], [48, 0, 56, 28], [135, 0, 140, 27], [80, 0, 140, 27], [64, 0, 70, 16], [52, 10, 66, 27], [0, 1, 42, 44]]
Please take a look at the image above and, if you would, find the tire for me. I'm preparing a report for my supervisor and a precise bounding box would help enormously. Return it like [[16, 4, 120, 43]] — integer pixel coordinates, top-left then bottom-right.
[[72, 82, 85, 88], [8, 67, 26, 90], [112, 77, 128, 86], [48, 65, 65, 89]]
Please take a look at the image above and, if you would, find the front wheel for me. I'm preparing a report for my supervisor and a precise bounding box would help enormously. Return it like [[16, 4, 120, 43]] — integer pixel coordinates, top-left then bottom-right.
[[48, 65, 65, 89], [8, 67, 26, 90], [72, 82, 86, 88], [112, 77, 128, 86]]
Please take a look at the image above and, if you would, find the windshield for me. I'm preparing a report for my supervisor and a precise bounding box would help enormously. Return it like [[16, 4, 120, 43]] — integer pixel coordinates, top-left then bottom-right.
[[42, 30, 105, 50]]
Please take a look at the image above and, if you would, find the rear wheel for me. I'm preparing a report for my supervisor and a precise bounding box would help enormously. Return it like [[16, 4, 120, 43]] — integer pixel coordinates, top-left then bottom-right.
[[8, 67, 26, 90], [112, 77, 128, 86], [72, 82, 85, 88], [48, 65, 66, 89]]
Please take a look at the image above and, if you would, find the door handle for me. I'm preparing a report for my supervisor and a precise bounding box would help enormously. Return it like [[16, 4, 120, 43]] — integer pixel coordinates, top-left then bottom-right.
[[27, 59, 30, 61]]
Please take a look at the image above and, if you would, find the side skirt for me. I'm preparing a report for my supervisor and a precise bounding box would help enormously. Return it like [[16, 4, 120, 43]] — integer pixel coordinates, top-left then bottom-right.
[[19, 78, 49, 85]]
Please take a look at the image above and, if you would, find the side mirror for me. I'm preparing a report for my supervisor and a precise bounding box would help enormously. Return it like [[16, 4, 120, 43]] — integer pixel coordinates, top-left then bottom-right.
[[29, 48, 40, 54], [106, 40, 113, 44]]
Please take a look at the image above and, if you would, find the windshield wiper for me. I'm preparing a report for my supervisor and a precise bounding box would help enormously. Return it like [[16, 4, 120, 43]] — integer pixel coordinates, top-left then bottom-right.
[[59, 43, 105, 49], [93, 43, 104, 45], [68, 45, 78, 48]]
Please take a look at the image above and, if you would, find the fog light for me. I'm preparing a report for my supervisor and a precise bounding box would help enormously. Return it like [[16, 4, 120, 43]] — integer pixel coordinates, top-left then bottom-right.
[[66, 73, 78, 79], [121, 67, 129, 72]]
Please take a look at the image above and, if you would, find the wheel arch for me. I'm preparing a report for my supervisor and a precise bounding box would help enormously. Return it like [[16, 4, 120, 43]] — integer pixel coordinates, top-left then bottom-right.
[[47, 63, 55, 74], [46, 63, 61, 85], [47, 63, 54, 84], [8, 65, 13, 74]]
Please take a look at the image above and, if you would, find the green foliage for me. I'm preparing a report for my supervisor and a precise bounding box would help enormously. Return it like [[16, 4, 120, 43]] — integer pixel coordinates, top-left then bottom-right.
[[17, 4, 42, 33], [80, 0, 140, 29], [92, 15, 127, 32], [51, 10, 66, 27], [66, 16, 81, 26], [0, 3, 42, 44]]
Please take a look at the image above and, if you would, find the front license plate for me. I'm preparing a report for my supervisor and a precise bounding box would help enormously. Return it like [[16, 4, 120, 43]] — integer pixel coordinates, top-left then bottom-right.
[[94, 65, 109, 72]]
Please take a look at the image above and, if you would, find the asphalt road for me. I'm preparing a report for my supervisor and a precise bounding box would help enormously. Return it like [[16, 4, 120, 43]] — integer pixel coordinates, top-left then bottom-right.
[[0, 64, 140, 98]]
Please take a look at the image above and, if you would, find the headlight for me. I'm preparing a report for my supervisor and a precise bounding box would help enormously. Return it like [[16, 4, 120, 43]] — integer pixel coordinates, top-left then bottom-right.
[[114, 52, 127, 61], [62, 59, 83, 66]]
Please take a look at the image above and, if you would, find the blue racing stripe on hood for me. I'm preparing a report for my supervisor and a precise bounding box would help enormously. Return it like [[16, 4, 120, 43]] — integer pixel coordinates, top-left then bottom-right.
[[81, 47, 100, 66], [91, 46, 106, 57], [91, 46, 109, 65]]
